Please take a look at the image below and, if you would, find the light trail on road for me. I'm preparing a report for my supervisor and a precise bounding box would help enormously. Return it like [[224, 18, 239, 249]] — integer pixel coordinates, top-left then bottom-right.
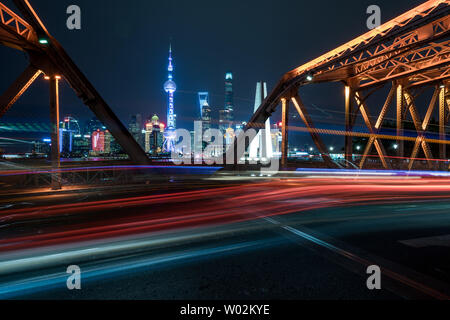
[[2, 170, 450, 299], [1, 174, 450, 253]]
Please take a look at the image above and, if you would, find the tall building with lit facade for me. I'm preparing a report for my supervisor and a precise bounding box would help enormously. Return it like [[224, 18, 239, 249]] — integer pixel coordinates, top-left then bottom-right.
[[163, 44, 177, 152], [72, 134, 91, 157], [91, 129, 105, 154], [224, 72, 234, 120], [145, 115, 165, 154], [201, 101, 212, 131], [219, 109, 231, 133], [198, 92, 209, 118], [220, 72, 234, 146], [59, 116, 81, 155], [128, 114, 143, 147]]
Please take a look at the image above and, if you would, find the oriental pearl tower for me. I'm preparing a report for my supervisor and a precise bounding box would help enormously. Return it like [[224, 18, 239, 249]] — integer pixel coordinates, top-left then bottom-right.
[[163, 44, 177, 153]]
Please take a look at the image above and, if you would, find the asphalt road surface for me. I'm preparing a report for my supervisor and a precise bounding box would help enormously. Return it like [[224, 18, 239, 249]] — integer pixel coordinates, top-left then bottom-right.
[[1, 172, 450, 300]]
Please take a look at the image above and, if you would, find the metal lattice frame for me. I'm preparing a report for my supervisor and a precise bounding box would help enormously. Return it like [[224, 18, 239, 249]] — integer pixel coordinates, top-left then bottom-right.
[[230, 0, 450, 170], [0, 0, 150, 168], [0, 2, 36, 45]]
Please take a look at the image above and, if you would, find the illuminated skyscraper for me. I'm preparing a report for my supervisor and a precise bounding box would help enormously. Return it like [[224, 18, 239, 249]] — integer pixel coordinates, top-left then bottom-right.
[[219, 72, 234, 139], [59, 116, 81, 154], [128, 114, 143, 147], [225, 72, 234, 116], [145, 114, 165, 154], [201, 101, 212, 131], [163, 44, 177, 152], [92, 130, 105, 153], [198, 92, 209, 118]]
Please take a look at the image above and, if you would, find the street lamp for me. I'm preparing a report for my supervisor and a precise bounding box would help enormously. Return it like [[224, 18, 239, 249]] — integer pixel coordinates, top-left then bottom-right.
[[38, 37, 49, 45]]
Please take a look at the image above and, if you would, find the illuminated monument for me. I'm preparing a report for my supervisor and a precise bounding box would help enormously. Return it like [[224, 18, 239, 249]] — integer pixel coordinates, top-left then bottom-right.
[[249, 81, 272, 160], [163, 44, 177, 153]]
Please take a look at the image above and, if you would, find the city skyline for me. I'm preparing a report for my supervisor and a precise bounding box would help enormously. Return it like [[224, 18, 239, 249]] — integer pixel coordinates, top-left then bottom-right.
[[0, 0, 449, 304], [0, 0, 423, 130]]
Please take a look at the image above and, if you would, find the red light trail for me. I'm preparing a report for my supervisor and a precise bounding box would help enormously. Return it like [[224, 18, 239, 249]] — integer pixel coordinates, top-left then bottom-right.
[[2, 177, 450, 254]]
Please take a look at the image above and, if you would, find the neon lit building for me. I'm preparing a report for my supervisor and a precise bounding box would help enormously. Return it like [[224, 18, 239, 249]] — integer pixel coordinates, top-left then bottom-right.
[[145, 114, 165, 154], [220, 72, 234, 138], [59, 116, 81, 154], [201, 101, 212, 132], [198, 92, 209, 118], [163, 44, 177, 153], [92, 130, 105, 153]]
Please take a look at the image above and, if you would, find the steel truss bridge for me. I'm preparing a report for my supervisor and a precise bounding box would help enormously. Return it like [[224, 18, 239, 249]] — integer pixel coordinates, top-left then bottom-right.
[[230, 0, 450, 171], [0, 0, 449, 190], [0, 0, 151, 189]]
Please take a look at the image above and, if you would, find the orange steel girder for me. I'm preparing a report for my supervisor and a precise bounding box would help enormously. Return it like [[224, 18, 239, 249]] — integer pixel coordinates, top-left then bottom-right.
[[290, 95, 336, 168], [0, 65, 42, 117], [404, 89, 436, 169], [229, 1, 450, 169], [281, 97, 289, 168], [354, 90, 391, 169], [0, 1, 36, 50], [0, 0, 150, 165]]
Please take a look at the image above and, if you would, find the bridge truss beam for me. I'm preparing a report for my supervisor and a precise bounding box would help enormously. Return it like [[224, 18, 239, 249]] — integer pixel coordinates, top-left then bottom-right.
[[229, 0, 450, 170], [0, 0, 150, 171]]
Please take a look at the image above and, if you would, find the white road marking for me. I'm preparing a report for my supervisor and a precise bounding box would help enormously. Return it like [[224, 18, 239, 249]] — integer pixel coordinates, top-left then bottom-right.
[[400, 234, 450, 248], [262, 216, 450, 300]]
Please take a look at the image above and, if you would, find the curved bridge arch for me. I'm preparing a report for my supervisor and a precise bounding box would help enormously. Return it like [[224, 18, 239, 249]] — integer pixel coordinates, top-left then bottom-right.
[[229, 0, 450, 170]]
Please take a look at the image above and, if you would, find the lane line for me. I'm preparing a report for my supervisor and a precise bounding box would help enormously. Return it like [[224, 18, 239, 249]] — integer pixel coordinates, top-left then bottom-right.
[[400, 234, 450, 248], [263, 217, 450, 300]]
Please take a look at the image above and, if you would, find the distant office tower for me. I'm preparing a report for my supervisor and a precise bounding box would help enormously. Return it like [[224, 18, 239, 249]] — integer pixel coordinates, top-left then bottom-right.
[[198, 92, 209, 118], [92, 130, 105, 153], [104, 130, 112, 154], [271, 124, 282, 155], [224, 72, 234, 120], [33, 140, 50, 154], [72, 134, 91, 156], [59, 128, 73, 154], [163, 44, 177, 153], [249, 81, 273, 159], [145, 115, 165, 154], [61, 116, 81, 134], [59, 116, 81, 154], [218, 72, 234, 136], [201, 101, 212, 131], [219, 109, 231, 133], [128, 114, 143, 147]]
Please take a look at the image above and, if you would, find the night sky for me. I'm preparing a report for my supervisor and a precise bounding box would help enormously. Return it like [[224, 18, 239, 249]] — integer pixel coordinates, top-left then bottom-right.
[[0, 0, 426, 148]]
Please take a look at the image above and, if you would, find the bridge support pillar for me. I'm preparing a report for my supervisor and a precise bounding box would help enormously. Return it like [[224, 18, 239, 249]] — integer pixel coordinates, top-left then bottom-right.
[[396, 83, 404, 167], [281, 97, 289, 168], [345, 86, 354, 167], [49, 76, 61, 190]]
